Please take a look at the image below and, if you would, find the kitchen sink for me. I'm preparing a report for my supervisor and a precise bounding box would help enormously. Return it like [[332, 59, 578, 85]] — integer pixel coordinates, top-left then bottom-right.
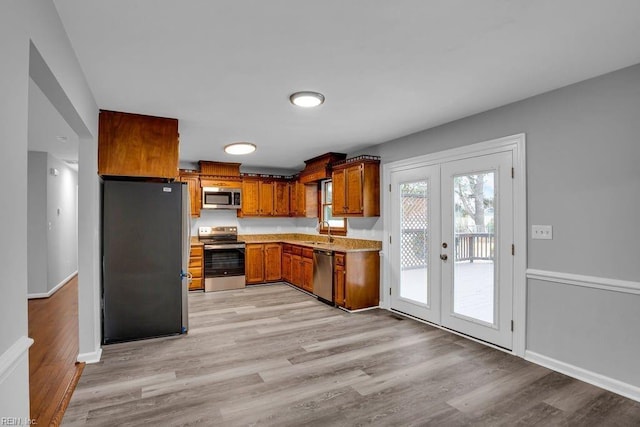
[[302, 241, 333, 246]]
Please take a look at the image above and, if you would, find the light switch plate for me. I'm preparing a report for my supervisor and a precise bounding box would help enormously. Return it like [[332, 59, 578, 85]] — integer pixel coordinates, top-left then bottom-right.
[[532, 225, 553, 240]]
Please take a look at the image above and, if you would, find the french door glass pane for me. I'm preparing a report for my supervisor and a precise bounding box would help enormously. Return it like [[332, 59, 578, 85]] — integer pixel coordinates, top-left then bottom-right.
[[400, 180, 429, 304], [452, 172, 495, 324]]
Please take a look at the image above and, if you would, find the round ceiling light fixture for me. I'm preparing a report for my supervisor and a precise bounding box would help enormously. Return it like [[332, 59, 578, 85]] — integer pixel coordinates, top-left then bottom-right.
[[290, 91, 325, 108], [224, 142, 257, 155]]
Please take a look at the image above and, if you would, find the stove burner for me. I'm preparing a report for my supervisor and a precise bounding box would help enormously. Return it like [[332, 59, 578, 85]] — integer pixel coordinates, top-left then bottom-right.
[[198, 226, 238, 242]]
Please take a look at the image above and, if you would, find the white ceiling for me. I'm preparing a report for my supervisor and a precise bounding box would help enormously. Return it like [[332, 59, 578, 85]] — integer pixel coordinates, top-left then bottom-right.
[[53, 0, 640, 171]]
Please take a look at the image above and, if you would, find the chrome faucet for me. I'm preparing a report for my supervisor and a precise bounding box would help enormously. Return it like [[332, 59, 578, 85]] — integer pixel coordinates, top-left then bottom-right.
[[318, 220, 334, 244]]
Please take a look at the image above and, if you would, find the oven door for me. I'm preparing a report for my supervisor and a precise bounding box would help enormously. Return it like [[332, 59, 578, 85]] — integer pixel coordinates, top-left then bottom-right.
[[203, 244, 246, 291]]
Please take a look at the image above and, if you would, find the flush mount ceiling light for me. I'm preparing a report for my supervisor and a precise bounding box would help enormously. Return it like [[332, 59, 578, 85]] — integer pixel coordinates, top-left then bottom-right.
[[224, 142, 257, 155], [290, 91, 325, 108]]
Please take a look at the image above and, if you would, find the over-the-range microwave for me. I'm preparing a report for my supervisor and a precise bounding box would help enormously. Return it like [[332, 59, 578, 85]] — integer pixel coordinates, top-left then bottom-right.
[[202, 187, 242, 209]]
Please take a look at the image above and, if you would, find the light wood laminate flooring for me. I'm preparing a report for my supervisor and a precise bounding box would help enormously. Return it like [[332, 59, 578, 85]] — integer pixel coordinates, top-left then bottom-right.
[[63, 284, 640, 426]]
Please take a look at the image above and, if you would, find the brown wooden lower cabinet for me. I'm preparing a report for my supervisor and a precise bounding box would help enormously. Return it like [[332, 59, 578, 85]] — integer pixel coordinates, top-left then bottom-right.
[[282, 245, 292, 283], [334, 254, 345, 306], [301, 248, 313, 293], [188, 244, 204, 291], [264, 243, 282, 281], [256, 242, 380, 310], [245, 243, 282, 284], [282, 244, 313, 291], [290, 245, 302, 288], [333, 251, 379, 310]]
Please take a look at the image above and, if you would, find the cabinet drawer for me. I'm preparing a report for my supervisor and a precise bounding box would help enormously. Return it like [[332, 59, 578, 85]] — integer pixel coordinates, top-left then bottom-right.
[[189, 277, 203, 290], [189, 266, 202, 278], [190, 245, 203, 257], [291, 246, 302, 256], [335, 253, 345, 266], [282, 244, 293, 254], [302, 248, 314, 259], [189, 256, 202, 268]]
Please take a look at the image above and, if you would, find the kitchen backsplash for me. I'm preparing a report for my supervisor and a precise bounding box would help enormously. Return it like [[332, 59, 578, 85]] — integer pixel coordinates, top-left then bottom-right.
[[190, 209, 382, 241]]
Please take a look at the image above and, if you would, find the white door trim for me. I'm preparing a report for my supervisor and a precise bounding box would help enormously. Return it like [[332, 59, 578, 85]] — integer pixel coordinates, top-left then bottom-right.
[[382, 133, 527, 357]]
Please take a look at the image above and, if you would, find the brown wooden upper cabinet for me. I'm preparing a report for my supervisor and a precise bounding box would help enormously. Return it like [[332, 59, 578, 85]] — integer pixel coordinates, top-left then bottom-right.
[[178, 170, 201, 218], [331, 157, 380, 217], [299, 152, 346, 184], [241, 177, 289, 217], [289, 180, 318, 218], [98, 110, 179, 179]]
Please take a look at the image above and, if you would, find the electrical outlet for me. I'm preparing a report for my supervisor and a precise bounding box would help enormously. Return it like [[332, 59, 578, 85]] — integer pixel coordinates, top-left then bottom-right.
[[532, 225, 553, 240]]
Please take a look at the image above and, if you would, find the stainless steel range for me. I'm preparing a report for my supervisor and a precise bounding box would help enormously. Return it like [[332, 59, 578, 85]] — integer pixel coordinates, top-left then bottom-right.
[[198, 226, 246, 292]]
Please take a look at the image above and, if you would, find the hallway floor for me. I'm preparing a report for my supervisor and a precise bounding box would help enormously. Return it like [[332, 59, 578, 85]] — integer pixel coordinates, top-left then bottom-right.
[[29, 276, 84, 426]]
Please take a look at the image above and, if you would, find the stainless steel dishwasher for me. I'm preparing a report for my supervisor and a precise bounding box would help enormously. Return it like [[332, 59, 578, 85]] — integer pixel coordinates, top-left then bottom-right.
[[313, 249, 334, 304]]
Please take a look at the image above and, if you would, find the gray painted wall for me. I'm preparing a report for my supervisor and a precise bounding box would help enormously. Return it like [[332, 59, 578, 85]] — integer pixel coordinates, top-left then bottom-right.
[[46, 154, 78, 291], [369, 63, 640, 281], [27, 152, 78, 295], [27, 151, 48, 295], [528, 279, 640, 386], [368, 63, 640, 387], [0, 3, 32, 416], [0, 0, 99, 416]]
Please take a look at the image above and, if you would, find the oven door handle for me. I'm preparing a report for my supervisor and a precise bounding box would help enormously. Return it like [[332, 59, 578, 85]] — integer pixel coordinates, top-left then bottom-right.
[[204, 244, 246, 250]]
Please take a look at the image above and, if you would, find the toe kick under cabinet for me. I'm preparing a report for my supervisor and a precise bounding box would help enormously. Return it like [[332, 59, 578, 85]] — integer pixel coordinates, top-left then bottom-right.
[[333, 251, 380, 310]]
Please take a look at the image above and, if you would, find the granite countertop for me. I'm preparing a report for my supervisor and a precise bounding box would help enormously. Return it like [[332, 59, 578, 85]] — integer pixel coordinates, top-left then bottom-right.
[[238, 233, 381, 253], [191, 233, 381, 253]]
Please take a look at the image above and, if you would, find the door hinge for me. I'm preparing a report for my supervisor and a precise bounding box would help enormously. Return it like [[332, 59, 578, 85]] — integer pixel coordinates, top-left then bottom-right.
[[511, 320, 514, 331], [511, 167, 514, 178], [511, 244, 515, 255], [389, 235, 392, 244], [389, 184, 391, 192], [389, 288, 392, 296]]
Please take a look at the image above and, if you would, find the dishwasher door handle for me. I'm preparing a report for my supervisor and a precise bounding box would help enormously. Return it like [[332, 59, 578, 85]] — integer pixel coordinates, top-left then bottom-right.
[[314, 249, 334, 256]]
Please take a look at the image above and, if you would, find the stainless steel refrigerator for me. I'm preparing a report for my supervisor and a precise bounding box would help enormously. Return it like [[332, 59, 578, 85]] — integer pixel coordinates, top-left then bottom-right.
[[102, 180, 190, 344]]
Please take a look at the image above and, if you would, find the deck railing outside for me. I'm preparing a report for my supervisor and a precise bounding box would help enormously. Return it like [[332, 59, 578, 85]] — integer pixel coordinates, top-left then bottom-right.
[[401, 230, 495, 269]]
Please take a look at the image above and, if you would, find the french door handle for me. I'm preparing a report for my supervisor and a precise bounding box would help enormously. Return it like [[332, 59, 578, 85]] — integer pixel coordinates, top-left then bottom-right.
[[440, 254, 448, 261]]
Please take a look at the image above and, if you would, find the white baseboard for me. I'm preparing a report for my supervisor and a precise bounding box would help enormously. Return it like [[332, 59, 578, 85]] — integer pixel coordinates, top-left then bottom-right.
[[77, 347, 102, 364], [0, 336, 34, 384], [525, 350, 640, 403], [28, 270, 78, 299]]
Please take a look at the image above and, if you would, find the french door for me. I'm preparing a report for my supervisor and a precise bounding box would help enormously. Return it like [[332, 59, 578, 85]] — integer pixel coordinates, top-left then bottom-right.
[[390, 151, 514, 349]]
